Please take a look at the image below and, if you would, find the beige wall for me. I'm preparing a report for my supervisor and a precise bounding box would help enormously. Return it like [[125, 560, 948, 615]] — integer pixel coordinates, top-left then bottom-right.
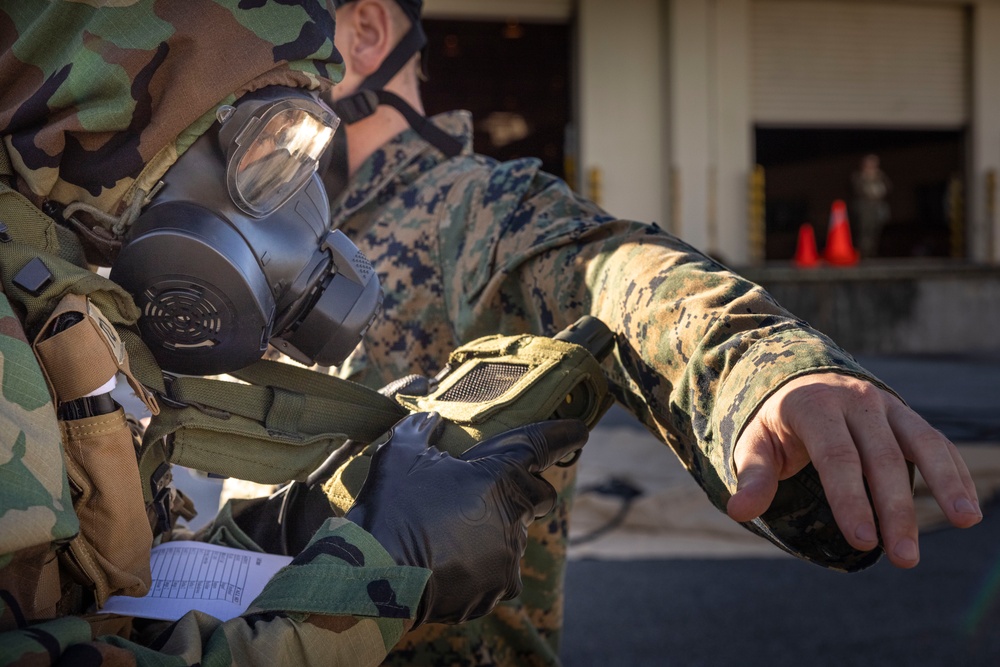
[[577, 0, 666, 229], [577, 0, 754, 263], [576, 0, 754, 264], [426, 0, 1000, 266], [664, 0, 752, 264]]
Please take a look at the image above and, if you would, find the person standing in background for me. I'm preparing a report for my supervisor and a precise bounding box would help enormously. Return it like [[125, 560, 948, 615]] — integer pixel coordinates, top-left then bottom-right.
[[852, 153, 892, 257]]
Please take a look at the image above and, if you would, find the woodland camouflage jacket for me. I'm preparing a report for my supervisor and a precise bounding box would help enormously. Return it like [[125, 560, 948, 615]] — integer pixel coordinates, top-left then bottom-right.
[[0, 3, 430, 665]]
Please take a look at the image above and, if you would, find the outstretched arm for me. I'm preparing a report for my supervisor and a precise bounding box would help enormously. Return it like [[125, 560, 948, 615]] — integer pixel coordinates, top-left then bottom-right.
[[727, 373, 981, 568], [456, 165, 981, 569]]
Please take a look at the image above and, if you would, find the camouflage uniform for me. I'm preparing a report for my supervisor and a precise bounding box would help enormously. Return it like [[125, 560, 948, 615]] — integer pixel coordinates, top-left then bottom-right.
[[329, 111, 892, 665], [0, 3, 430, 664]]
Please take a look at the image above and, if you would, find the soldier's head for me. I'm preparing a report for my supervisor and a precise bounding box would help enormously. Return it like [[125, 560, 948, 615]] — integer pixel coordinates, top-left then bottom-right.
[[0, 1, 381, 375], [325, 0, 460, 178], [330, 0, 425, 100]]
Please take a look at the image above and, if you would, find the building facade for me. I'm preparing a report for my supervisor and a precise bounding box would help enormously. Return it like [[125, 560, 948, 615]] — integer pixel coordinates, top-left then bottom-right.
[[424, 0, 1000, 267]]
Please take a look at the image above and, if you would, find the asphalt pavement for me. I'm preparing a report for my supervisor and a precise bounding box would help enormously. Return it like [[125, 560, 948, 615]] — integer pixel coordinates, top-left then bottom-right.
[[560, 353, 1000, 666]]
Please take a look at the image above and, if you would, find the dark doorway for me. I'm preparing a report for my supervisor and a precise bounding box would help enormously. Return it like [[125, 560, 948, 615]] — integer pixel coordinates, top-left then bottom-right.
[[755, 128, 966, 261], [422, 19, 572, 178]]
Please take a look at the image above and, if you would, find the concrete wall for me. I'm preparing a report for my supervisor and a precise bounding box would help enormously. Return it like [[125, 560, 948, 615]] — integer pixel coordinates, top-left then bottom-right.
[[712, 0, 752, 265], [578, 0, 997, 267], [428, 0, 1000, 268], [744, 263, 1000, 355], [580, 0, 755, 264]]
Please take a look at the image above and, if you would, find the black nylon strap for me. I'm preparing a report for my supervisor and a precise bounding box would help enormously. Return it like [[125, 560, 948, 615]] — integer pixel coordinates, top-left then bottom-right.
[[330, 9, 463, 157], [334, 89, 379, 124], [333, 89, 463, 158], [363, 23, 426, 91], [374, 90, 464, 158]]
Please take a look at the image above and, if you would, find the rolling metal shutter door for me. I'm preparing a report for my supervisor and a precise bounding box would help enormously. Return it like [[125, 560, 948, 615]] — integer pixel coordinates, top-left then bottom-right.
[[752, 1, 968, 127]]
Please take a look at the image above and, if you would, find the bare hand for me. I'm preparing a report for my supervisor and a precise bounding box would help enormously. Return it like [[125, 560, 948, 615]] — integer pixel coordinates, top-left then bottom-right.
[[726, 373, 982, 568]]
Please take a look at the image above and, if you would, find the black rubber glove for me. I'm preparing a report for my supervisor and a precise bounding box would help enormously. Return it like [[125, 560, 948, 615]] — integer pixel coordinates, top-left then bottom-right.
[[345, 411, 589, 626]]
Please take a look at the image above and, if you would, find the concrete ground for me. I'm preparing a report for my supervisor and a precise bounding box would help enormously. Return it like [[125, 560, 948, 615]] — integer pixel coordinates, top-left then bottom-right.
[[560, 354, 1000, 666]]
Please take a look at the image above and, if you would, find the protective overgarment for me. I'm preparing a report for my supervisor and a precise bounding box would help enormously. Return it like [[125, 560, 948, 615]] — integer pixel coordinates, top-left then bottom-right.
[[0, 3, 493, 665]]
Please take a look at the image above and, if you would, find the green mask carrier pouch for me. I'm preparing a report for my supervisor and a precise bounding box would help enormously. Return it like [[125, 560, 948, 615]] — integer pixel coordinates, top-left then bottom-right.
[[323, 317, 615, 514]]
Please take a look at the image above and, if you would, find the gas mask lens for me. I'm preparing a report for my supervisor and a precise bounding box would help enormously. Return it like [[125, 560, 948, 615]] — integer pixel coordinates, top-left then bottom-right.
[[226, 100, 340, 217]]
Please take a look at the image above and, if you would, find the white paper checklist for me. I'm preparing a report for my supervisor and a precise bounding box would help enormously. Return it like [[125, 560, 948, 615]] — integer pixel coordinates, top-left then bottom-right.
[[102, 541, 293, 622]]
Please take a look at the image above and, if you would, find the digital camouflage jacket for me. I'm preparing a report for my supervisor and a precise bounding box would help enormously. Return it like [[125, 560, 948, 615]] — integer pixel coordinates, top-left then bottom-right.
[[329, 111, 891, 666], [0, 3, 431, 665]]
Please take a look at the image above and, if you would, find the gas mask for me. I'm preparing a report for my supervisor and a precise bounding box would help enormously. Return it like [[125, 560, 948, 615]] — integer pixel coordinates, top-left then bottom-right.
[[110, 87, 382, 376]]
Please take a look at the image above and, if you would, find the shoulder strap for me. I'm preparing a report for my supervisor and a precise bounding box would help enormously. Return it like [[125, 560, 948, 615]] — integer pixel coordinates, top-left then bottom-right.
[[137, 360, 406, 502]]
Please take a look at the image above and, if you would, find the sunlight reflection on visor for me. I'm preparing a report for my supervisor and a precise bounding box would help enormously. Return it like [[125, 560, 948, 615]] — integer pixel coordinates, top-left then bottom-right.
[[233, 108, 336, 216]]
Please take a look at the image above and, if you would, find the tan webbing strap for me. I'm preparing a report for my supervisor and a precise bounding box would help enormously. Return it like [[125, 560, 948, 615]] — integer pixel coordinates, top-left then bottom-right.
[[32, 294, 158, 415], [118, 327, 166, 395]]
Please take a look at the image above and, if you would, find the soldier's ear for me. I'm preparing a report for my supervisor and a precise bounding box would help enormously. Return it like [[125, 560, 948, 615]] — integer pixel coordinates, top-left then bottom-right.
[[347, 0, 395, 78]]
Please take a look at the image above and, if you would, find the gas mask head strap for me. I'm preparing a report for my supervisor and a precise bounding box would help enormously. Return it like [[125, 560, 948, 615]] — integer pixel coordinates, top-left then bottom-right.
[[332, 0, 462, 158]]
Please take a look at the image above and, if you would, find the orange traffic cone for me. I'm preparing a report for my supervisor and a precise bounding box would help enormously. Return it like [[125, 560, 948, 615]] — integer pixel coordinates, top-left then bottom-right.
[[824, 199, 859, 266], [793, 223, 821, 268]]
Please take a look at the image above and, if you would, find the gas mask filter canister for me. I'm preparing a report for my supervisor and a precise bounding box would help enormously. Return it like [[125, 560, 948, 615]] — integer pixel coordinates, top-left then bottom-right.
[[110, 87, 382, 376]]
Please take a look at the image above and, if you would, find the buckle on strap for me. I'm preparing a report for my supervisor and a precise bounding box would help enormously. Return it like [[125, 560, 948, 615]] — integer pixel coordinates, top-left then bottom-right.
[[334, 90, 379, 125], [147, 460, 198, 536], [147, 461, 174, 535]]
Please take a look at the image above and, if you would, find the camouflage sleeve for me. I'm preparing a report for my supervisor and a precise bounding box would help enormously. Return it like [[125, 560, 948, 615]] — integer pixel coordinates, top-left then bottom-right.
[[2, 518, 429, 666], [446, 163, 890, 570]]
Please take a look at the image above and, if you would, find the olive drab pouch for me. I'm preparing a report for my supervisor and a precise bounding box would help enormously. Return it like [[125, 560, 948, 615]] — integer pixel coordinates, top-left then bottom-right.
[[32, 293, 159, 607], [324, 316, 616, 513]]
